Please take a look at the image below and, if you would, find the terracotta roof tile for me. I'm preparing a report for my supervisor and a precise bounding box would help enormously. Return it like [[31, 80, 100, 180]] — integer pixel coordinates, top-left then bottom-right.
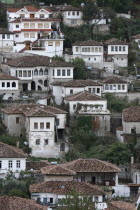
[[0, 196, 47, 210], [41, 165, 76, 175], [26, 161, 50, 170], [61, 158, 121, 173], [104, 38, 128, 45], [101, 76, 127, 84], [6, 56, 73, 68], [123, 106, 140, 122], [30, 181, 105, 195], [73, 40, 103, 46], [0, 142, 26, 158], [65, 91, 105, 101], [7, 8, 21, 12], [0, 73, 19, 80], [52, 80, 102, 87], [24, 5, 39, 12], [107, 201, 136, 210]]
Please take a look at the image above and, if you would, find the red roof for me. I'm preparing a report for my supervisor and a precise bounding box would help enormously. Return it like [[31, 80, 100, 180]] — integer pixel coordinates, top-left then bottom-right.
[[7, 8, 21, 12]]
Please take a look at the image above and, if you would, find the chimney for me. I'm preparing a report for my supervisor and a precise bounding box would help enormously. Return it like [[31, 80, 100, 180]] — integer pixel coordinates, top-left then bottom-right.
[[131, 157, 134, 165], [50, 59, 52, 63], [16, 141, 19, 148]]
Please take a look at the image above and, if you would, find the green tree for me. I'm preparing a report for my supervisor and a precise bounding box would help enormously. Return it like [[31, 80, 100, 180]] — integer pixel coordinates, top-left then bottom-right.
[[71, 58, 86, 79], [83, 0, 99, 21]]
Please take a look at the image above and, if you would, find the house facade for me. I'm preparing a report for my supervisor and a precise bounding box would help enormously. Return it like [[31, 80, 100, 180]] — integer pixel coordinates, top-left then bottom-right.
[[2, 55, 74, 92], [64, 91, 110, 136], [0, 142, 26, 178], [51, 80, 102, 105], [101, 76, 128, 93], [131, 163, 140, 184], [131, 34, 140, 49], [1, 104, 68, 158], [0, 73, 19, 100], [0, 29, 14, 52]]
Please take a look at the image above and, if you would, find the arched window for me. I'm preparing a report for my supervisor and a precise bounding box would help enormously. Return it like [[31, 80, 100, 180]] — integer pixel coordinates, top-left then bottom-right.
[[44, 80, 48, 87], [34, 69, 38, 76], [44, 68, 48, 75], [39, 68, 43, 75], [12, 82, 16, 87]]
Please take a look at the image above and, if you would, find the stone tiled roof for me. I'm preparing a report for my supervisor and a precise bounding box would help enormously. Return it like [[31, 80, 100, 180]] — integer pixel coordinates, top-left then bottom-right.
[[0, 28, 14, 34], [61, 6, 83, 11], [41, 165, 76, 175], [6, 56, 73, 68], [26, 160, 50, 170], [107, 201, 136, 210], [0, 73, 19, 80], [52, 80, 102, 87], [104, 38, 128, 45], [131, 163, 140, 170], [0, 196, 47, 210], [30, 181, 105, 195], [10, 18, 61, 23], [73, 40, 103, 46], [1, 104, 67, 115], [132, 34, 140, 39], [101, 76, 127, 84], [123, 106, 140, 122], [7, 5, 52, 13], [0, 142, 26, 158], [65, 91, 105, 101], [61, 158, 121, 173]]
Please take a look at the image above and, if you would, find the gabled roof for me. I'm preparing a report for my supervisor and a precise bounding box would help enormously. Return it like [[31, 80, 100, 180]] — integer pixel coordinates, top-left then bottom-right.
[[26, 160, 50, 170], [52, 80, 102, 87], [107, 201, 136, 210], [104, 38, 128, 45], [0, 73, 19, 80], [101, 76, 127, 84], [0, 196, 47, 210], [0, 142, 26, 158], [7, 5, 52, 13], [41, 165, 76, 176], [131, 34, 140, 39], [61, 6, 83, 11], [73, 40, 103, 46], [7, 8, 21, 13], [123, 106, 140, 122], [5, 56, 73, 68], [30, 181, 105, 195], [61, 158, 121, 173], [65, 91, 105, 101], [1, 104, 67, 115]]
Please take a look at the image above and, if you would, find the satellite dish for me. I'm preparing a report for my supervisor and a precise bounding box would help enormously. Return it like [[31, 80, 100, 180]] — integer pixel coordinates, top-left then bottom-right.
[[81, 3, 85, 7]]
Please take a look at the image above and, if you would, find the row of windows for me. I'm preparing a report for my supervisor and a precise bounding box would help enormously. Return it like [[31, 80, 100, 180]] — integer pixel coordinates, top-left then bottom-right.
[[35, 140, 65, 151], [76, 47, 102, 53], [16, 69, 48, 77], [23, 22, 50, 29], [2, 34, 11, 39], [68, 11, 80, 16], [88, 88, 100, 94], [1, 82, 16, 88], [34, 122, 50, 129], [111, 46, 126, 52], [105, 84, 126, 90], [56, 69, 71, 77], [0, 160, 20, 169], [73, 104, 103, 111]]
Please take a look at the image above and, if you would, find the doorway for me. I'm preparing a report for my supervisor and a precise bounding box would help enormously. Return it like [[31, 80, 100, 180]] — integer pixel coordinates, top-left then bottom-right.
[[31, 81, 36, 91], [25, 43, 31, 50], [92, 176, 96, 184], [23, 83, 28, 92], [30, 14, 35, 18]]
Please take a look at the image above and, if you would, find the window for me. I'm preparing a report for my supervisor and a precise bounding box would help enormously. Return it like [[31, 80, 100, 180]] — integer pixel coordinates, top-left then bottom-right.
[[99, 47, 102, 52], [113, 85, 116, 90], [16, 160, 20, 168], [44, 68, 48, 75], [88, 48, 90, 52], [37, 197, 41, 204], [56, 118, 59, 126], [82, 48, 85, 52], [119, 46, 122, 51], [24, 33, 29, 38], [60, 143, 65, 151], [0, 161, 2, 169], [110, 85, 113, 90], [97, 88, 100, 93], [94, 197, 98, 202], [20, 14, 25, 18], [73, 104, 76, 110], [92, 47, 94, 52], [53, 69, 54, 76], [131, 128, 135, 134], [7, 34, 10, 39], [23, 71, 27, 77], [70, 89, 73, 94], [39, 68, 43, 75], [88, 88, 91, 93], [94, 58, 96, 61], [118, 85, 121, 90], [19, 71, 22, 77], [7, 82, 10, 87], [77, 11, 79, 15], [24, 23, 29, 28], [30, 23, 35, 29], [40, 122, 44, 129], [2, 82, 5, 87], [105, 84, 109, 90], [38, 23, 43, 28], [123, 46, 126, 51], [56, 41, 60, 46], [93, 88, 95, 93], [62, 69, 65, 76], [72, 11, 75, 15], [34, 69, 38, 76], [48, 41, 53, 46], [95, 47, 98, 52], [44, 23, 49, 28], [81, 176, 85, 182], [30, 33, 35, 38], [57, 69, 61, 76], [36, 139, 40, 145], [12, 82, 16, 87], [111, 46, 114, 51], [46, 122, 50, 129], [67, 69, 70, 76], [68, 11, 70, 16], [40, 14, 44, 19], [44, 139, 48, 145], [122, 85, 125, 90], [76, 47, 79, 52], [34, 123, 38, 129], [2, 34, 5, 39], [16, 25, 19, 28], [16, 117, 20, 124], [8, 160, 12, 169], [28, 71, 31, 77], [71, 20, 76, 24], [115, 46, 118, 51]]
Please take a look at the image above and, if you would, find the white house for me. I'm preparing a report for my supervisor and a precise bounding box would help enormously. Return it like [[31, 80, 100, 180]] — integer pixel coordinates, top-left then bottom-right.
[[61, 6, 84, 27], [104, 38, 129, 72], [64, 91, 110, 136], [7, 5, 64, 56], [1, 104, 68, 158], [131, 34, 140, 49], [101, 76, 128, 93], [0, 142, 26, 178], [116, 106, 140, 142], [131, 163, 140, 184], [0, 73, 20, 100], [0, 28, 14, 52], [71, 40, 104, 68], [51, 80, 103, 105], [3, 55, 74, 92], [30, 180, 106, 209]]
